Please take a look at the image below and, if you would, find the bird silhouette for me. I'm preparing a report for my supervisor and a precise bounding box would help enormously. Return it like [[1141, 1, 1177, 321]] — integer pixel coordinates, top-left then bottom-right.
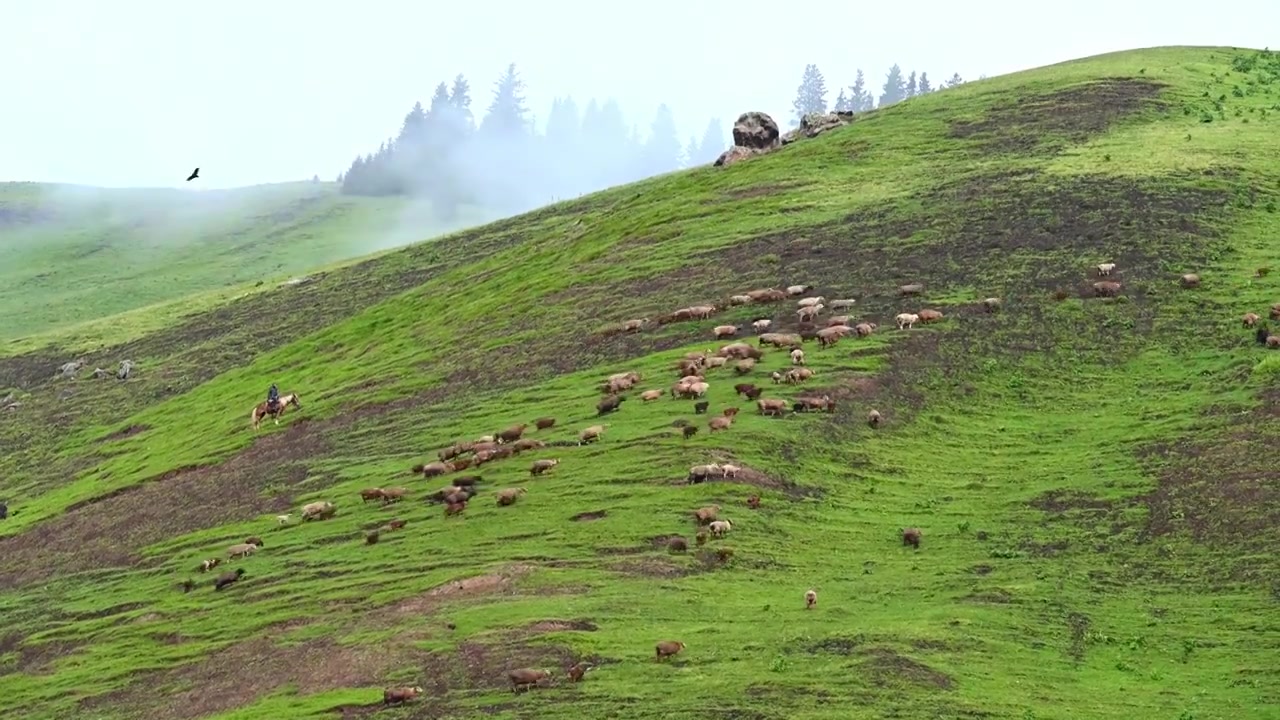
[[186, 167, 200, 182]]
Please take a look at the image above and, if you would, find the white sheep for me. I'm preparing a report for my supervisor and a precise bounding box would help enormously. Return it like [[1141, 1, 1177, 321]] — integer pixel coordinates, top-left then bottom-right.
[[752, 318, 772, 333], [828, 298, 856, 309], [790, 348, 805, 365], [895, 312, 920, 330], [771, 371, 783, 384], [720, 464, 740, 479], [797, 296, 825, 308], [786, 284, 811, 296], [797, 304, 824, 321], [708, 519, 733, 537], [730, 294, 753, 305], [1097, 262, 1116, 276], [275, 514, 292, 525]]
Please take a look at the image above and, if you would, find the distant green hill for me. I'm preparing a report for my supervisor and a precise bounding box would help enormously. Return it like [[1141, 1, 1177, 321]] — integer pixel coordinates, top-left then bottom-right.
[[0, 46, 1277, 720], [0, 182, 485, 352]]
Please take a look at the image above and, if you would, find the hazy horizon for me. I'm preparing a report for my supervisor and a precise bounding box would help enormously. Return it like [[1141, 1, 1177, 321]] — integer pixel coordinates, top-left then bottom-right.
[[4, 1, 1276, 190]]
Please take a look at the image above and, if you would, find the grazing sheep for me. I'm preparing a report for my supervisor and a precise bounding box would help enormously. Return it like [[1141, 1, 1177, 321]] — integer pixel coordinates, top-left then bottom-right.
[[744, 386, 763, 400], [709, 416, 733, 432], [510, 438, 544, 452], [1269, 335, 1280, 349], [714, 548, 735, 562], [655, 641, 686, 660], [854, 322, 876, 337], [720, 464, 740, 479], [578, 425, 606, 445], [508, 668, 551, 693], [444, 500, 467, 517], [360, 488, 386, 503], [784, 368, 815, 384], [868, 409, 883, 428], [1271, 303, 1280, 320], [917, 309, 944, 323], [227, 543, 259, 560], [381, 487, 409, 504], [757, 398, 788, 416], [730, 294, 754, 306], [275, 514, 292, 525], [682, 425, 698, 439], [1244, 313, 1260, 328], [567, 662, 590, 682], [530, 459, 560, 476], [899, 283, 923, 296], [746, 495, 761, 509], [815, 326, 846, 348], [640, 389, 663, 402], [797, 296, 825, 308], [770, 371, 783, 384], [213, 568, 245, 590], [383, 687, 424, 705], [708, 519, 732, 537], [752, 318, 772, 333], [496, 423, 529, 443], [1097, 262, 1116, 276], [534, 417, 556, 431], [596, 395, 625, 415], [705, 355, 728, 368], [687, 464, 720, 484], [734, 383, 757, 397], [694, 505, 720, 524], [1255, 326, 1269, 345], [1180, 273, 1201, 288], [723, 407, 740, 417], [301, 501, 336, 521], [695, 531, 709, 546], [805, 589, 817, 609], [829, 298, 857, 310], [786, 284, 812, 296], [902, 527, 923, 549], [244, 536, 263, 547], [826, 315, 852, 327], [366, 530, 380, 545], [496, 487, 527, 506], [747, 288, 788, 303], [1092, 281, 1122, 297], [796, 304, 824, 322], [197, 558, 221, 573], [735, 358, 756, 375], [668, 537, 688, 553], [621, 318, 646, 333], [683, 382, 710, 399], [790, 348, 805, 365], [452, 475, 482, 487], [981, 297, 1001, 312], [416, 461, 452, 478], [713, 324, 739, 339], [694, 401, 709, 414], [180, 579, 195, 593]]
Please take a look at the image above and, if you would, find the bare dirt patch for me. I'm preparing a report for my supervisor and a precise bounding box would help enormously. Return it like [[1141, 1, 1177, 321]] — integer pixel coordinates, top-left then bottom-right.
[[949, 78, 1166, 155], [388, 564, 534, 618], [0, 421, 327, 590], [570, 509, 607, 521], [96, 423, 150, 443], [858, 646, 954, 690], [1030, 490, 1115, 514], [607, 557, 695, 578]]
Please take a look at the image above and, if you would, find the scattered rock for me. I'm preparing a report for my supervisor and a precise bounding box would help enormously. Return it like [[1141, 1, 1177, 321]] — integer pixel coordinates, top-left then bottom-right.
[[91, 368, 112, 379], [56, 360, 85, 379], [782, 111, 856, 144], [117, 360, 134, 380], [280, 275, 316, 288], [715, 112, 782, 168]]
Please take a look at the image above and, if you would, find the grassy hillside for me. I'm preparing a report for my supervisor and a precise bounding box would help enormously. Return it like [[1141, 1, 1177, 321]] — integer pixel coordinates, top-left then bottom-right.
[[0, 182, 487, 353], [1, 45, 1279, 720]]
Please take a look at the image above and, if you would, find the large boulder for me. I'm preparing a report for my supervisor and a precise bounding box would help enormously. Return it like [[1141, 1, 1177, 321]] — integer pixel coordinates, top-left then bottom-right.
[[782, 111, 856, 144], [732, 111, 781, 150]]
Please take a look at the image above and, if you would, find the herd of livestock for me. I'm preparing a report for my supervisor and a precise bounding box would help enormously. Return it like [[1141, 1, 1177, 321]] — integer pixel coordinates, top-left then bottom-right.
[[179, 260, 1278, 705]]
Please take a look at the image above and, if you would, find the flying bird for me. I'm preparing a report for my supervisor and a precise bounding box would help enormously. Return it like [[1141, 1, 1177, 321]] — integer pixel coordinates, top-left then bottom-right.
[[186, 167, 200, 182]]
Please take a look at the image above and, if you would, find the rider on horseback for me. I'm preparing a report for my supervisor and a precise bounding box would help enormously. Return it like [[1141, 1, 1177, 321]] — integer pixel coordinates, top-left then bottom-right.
[[266, 383, 281, 412]]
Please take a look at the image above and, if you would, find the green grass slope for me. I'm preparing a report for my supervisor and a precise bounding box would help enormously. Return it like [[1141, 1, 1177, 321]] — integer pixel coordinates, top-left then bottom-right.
[[1, 45, 1279, 720], [0, 182, 486, 353]]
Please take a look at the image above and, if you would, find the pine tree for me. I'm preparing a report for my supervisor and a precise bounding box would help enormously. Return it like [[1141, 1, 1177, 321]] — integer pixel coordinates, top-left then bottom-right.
[[643, 103, 681, 175], [848, 70, 873, 112], [918, 72, 933, 94], [480, 62, 530, 138], [545, 96, 579, 148], [906, 71, 918, 98], [684, 136, 701, 168], [833, 88, 851, 112], [791, 63, 829, 125], [945, 72, 964, 88], [879, 64, 907, 107], [449, 73, 474, 130], [697, 118, 725, 164]]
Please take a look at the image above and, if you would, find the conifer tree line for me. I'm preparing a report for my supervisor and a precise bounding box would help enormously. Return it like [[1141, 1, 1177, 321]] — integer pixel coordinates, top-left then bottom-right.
[[339, 63, 727, 219], [791, 63, 967, 126]]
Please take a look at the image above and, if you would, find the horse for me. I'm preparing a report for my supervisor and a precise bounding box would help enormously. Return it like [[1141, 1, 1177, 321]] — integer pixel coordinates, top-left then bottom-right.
[[251, 393, 301, 430]]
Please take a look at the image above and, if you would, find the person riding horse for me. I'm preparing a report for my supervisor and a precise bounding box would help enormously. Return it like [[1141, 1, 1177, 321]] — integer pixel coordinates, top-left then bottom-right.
[[266, 384, 281, 413]]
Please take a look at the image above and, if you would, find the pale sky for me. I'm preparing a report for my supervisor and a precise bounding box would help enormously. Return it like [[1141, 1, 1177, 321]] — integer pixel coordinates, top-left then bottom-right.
[[2, 1, 1276, 189]]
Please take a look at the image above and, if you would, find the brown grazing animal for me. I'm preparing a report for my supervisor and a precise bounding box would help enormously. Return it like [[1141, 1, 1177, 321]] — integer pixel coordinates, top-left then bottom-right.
[[508, 668, 551, 693], [668, 537, 688, 553], [385, 519, 407, 530], [596, 395, 624, 415], [496, 487, 527, 506], [180, 579, 195, 593], [1243, 312, 1260, 328], [383, 686, 424, 705], [366, 530, 380, 545], [213, 568, 245, 590], [1092, 281, 1122, 297], [198, 558, 221, 573], [244, 536, 263, 547], [805, 589, 817, 609], [444, 500, 467, 517], [682, 425, 698, 439], [534, 417, 556, 430], [530, 459, 559, 475], [655, 640, 686, 660], [695, 531, 708, 546], [496, 423, 529, 443], [902, 527, 923, 549], [1180, 273, 1201, 288], [694, 401, 709, 414], [868, 409, 882, 428], [567, 662, 590, 682], [746, 495, 761, 510], [360, 488, 385, 503]]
